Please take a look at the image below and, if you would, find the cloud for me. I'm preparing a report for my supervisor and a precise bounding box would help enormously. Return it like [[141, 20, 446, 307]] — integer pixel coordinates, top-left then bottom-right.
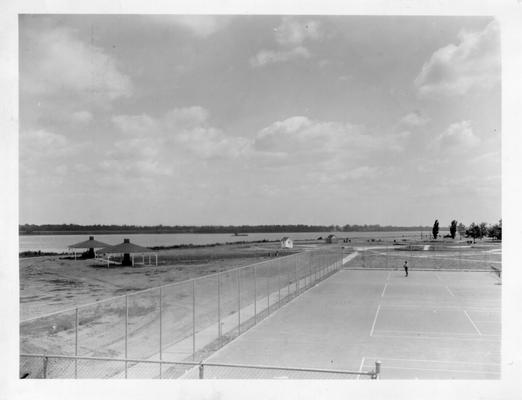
[[250, 46, 311, 68], [112, 106, 248, 161], [21, 27, 132, 102], [252, 116, 392, 166], [112, 114, 159, 135], [433, 120, 480, 151], [415, 20, 500, 97], [19, 128, 84, 161], [275, 17, 323, 46], [250, 17, 323, 68], [400, 111, 430, 126], [152, 16, 232, 37], [19, 128, 86, 183], [70, 110, 93, 124]]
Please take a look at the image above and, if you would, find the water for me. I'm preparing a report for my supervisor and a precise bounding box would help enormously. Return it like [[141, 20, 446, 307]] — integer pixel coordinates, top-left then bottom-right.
[[19, 231, 437, 253]]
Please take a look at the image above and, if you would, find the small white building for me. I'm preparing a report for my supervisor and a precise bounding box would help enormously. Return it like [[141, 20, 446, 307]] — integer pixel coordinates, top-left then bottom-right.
[[280, 237, 293, 249]]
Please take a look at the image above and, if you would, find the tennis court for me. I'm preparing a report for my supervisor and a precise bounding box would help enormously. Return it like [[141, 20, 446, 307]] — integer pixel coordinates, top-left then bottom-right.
[[192, 266, 501, 379]]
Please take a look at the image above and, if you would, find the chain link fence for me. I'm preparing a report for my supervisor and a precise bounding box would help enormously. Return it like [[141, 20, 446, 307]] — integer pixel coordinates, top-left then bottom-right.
[[20, 354, 381, 379], [21, 246, 344, 378], [345, 242, 501, 272]]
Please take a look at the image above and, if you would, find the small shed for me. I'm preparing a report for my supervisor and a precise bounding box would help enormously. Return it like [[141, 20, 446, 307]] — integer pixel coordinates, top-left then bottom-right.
[[326, 234, 338, 244], [68, 236, 110, 259], [97, 238, 158, 268], [280, 237, 293, 249]]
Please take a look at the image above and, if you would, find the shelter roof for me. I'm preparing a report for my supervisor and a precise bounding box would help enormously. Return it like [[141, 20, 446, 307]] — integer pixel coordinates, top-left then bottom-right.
[[98, 240, 154, 254], [69, 237, 110, 249]]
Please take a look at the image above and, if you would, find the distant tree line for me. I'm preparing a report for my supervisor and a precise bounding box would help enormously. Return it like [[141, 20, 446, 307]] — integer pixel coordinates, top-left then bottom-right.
[[429, 219, 501, 242], [19, 223, 431, 235]]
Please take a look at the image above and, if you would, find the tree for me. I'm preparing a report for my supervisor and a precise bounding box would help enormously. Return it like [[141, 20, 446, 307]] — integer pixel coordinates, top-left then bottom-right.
[[432, 219, 439, 239], [479, 222, 488, 239], [457, 223, 466, 240], [487, 219, 502, 240], [465, 222, 482, 243], [449, 220, 457, 239]]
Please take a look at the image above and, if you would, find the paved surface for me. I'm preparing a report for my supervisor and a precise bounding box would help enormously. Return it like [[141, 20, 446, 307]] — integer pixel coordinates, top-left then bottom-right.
[[196, 268, 501, 379]]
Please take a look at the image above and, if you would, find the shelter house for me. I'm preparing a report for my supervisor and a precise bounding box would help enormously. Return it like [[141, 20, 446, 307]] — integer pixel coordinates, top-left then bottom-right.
[[96, 238, 158, 268], [68, 236, 110, 259], [326, 234, 338, 244], [280, 237, 293, 249]]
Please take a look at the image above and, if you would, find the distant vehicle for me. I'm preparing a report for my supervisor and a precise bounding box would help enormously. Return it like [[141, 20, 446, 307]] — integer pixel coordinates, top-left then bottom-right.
[[233, 233, 249, 236]]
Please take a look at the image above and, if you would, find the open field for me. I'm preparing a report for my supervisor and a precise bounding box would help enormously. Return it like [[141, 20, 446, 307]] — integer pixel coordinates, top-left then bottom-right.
[[20, 241, 303, 320]]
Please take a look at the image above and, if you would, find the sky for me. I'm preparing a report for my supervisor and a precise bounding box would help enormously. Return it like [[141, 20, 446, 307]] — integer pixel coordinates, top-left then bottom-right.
[[18, 15, 501, 227]]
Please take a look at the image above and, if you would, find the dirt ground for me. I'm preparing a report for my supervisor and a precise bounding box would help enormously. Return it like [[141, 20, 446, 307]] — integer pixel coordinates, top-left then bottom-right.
[[20, 241, 302, 321]]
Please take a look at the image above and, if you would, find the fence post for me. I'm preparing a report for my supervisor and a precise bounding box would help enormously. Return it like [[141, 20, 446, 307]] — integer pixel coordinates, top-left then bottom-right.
[[43, 356, 48, 379], [374, 360, 381, 379], [192, 279, 196, 360], [125, 294, 128, 378], [254, 265, 257, 324], [159, 286, 163, 361], [75, 307, 79, 379], [199, 363, 204, 379], [237, 268, 241, 334]]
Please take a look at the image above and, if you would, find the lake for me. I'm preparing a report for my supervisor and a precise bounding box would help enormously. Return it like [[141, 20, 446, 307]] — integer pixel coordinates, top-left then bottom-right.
[[18, 231, 439, 253]]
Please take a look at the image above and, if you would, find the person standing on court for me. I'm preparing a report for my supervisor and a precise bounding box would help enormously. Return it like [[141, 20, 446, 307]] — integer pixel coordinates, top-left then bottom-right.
[[403, 260, 408, 277]]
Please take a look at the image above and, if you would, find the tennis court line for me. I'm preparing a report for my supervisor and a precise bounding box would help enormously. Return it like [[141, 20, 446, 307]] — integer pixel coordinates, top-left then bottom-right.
[[370, 365, 499, 375], [381, 282, 388, 297], [464, 310, 482, 335], [370, 304, 381, 337], [376, 304, 500, 312], [374, 329, 485, 336], [373, 329, 499, 338], [356, 357, 366, 380], [361, 356, 501, 366], [371, 333, 497, 342]]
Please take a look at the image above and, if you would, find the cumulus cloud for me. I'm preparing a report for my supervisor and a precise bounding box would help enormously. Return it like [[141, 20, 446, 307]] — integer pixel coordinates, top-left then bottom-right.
[[250, 17, 323, 68], [400, 111, 430, 126], [433, 121, 480, 151], [112, 106, 249, 161], [250, 46, 311, 68], [70, 110, 93, 124], [112, 114, 160, 135], [21, 27, 132, 101], [19, 128, 86, 160], [275, 17, 323, 46], [415, 20, 500, 97], [252, 116, 400, 166], [19, 128, 86, 182], [151, 15, 232, 38]]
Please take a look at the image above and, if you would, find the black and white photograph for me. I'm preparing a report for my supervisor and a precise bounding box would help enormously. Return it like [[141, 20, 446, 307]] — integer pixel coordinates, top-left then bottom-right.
[[1, 1, 522, 400]]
